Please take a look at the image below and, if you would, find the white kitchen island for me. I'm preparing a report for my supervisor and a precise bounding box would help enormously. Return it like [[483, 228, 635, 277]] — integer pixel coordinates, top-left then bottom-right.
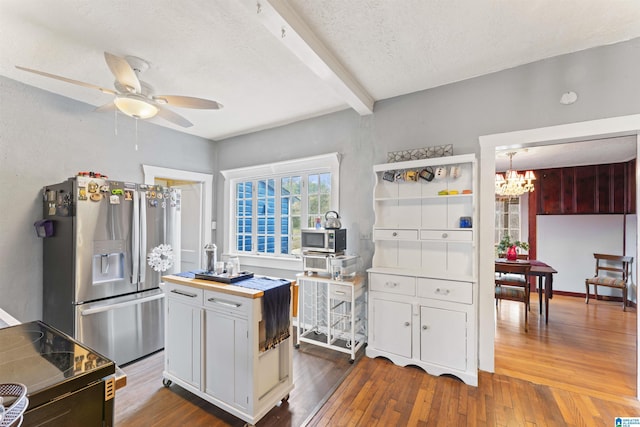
[[161, 274, 294, 426]]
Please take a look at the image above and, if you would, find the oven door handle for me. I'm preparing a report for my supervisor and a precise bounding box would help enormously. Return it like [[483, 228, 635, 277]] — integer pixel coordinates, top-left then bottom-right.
[[80, 293, 164, 316]]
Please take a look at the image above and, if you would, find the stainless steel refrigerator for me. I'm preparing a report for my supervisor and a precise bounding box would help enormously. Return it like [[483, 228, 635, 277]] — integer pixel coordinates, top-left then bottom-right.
[[42, 175, 181, 365]]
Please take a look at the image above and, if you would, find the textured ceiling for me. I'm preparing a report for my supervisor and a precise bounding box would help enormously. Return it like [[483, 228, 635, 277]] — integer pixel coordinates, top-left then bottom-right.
[[495, 136, 638, 172], [1, 0, 639, 145]]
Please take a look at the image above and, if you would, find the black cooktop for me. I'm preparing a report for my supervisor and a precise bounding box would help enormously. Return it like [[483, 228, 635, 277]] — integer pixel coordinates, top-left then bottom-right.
[[0, 320, 115, 409]]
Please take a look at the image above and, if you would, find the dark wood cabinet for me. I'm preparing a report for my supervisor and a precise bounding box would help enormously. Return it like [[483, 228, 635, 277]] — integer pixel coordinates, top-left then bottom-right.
[[627, 159, 636, 212], [538, 169, 561, 214], [575, 165, 596, 213], [536, 160, 634, 215], [561, 169, 574, 213]]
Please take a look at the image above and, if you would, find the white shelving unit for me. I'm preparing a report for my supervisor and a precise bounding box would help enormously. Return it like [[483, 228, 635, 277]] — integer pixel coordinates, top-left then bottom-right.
[[367, 154, 478, 386], [295, 273, 367, 362]]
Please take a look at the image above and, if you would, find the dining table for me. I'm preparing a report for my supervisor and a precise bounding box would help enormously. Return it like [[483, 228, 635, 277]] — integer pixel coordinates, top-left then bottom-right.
[[495, 259, 558, 324]]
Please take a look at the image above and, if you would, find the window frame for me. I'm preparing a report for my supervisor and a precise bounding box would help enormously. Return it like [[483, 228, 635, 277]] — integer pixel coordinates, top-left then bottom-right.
[[495, 195, 526, 254], [221, 152, 340, 271]]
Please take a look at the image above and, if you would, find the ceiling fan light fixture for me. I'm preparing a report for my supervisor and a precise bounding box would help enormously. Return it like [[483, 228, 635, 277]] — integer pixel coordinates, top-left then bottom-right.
[[114, 94, 158, 119]]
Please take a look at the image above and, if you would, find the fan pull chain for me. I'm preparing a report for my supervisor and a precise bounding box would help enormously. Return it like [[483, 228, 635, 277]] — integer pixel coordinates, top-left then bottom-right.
[[114, 108, 118, 136], [135, 118, 139, 151]]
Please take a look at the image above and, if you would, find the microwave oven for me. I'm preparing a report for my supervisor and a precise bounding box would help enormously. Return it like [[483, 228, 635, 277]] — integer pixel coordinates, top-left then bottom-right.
[[301, 228, 346, 253]]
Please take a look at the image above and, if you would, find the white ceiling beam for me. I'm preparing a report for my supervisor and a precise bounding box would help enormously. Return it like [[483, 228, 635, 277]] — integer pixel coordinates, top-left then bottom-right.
[[242, 0, 374, 115]]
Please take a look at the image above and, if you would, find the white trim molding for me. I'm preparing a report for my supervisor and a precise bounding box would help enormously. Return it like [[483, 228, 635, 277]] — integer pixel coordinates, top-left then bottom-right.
[[477, 114, 640, 377], [142, 165, 214, 269], [220, 152, 341, 268]]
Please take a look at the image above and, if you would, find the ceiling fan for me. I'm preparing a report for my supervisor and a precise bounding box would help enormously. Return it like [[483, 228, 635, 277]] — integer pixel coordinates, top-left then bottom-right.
[[15, 52, 223, 128]]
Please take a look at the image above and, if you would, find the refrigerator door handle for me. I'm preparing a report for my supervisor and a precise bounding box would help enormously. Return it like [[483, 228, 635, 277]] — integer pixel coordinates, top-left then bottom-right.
[[139, 191, 147, 284], [79, 293, 165, 316], [131, 189, 140, 284]]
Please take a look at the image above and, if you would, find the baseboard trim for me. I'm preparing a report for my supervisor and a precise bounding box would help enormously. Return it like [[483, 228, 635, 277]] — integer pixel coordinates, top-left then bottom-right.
[[551, 290, 636, 308]]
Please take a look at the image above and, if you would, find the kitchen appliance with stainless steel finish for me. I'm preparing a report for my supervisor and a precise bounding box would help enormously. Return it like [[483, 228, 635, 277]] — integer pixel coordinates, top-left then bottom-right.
[[42, 176, 181, 365], [0, 321, 116, 426], [302, 251, 343, 276], [300, 228, 347, 254]]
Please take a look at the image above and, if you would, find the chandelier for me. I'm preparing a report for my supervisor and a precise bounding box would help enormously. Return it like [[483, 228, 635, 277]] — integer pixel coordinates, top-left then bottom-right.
[[495, 152, 535, 197]]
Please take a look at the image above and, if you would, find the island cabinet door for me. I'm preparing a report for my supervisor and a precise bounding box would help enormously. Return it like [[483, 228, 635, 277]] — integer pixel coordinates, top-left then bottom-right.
[[204, 309, 249, 410], [166, 298, 202, 388]]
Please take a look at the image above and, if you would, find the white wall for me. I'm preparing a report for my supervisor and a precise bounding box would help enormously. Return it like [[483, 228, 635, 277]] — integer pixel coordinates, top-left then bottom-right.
[[627, 215, 638, 302], [537, 215, 636, 296]]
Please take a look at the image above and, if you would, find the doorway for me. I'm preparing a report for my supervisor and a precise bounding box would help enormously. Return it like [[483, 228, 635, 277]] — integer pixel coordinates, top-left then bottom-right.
[[478, 113, 640, 398], [143, 165, 214, 271]]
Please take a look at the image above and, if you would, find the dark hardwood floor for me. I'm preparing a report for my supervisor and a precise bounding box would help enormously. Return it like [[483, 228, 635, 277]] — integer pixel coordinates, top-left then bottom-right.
[[309, 295, 639, 425], [114, 332, 355, 426], [115, 295, 640, 426]]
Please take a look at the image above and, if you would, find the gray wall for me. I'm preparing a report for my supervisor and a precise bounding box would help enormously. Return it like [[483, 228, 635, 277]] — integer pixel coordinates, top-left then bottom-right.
[[0, 77, 217, 322], [217, 38, 640, 274], [2, 36, 639, 338]]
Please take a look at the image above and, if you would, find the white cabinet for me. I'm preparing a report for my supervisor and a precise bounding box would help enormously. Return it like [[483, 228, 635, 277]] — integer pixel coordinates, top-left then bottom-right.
[[370, 297, 412, 358], [367, 154, 478, 386], [420, 305, 466, 370], [205, 307, 249, 409], [296, 274, 366, 362], [164, 283, 202, 388], [162, 277, 294, 425]]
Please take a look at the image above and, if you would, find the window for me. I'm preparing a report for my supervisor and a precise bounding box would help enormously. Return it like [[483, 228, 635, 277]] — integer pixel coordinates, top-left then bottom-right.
[[221, 153, 340, 260], [495, 196, 521, 244]]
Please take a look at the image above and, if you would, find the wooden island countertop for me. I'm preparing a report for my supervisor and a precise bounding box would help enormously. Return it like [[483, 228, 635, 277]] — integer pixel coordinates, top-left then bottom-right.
[[162, 274, 265, 299]]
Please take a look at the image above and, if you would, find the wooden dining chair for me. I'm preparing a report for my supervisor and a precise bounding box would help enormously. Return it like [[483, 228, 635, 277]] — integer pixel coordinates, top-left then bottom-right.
[[495, 262, 532, 331], [585, 253, 633, 311]]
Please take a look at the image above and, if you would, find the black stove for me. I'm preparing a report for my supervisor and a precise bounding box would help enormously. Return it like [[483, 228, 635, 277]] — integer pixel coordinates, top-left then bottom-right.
[[0, 321, 115, 426]]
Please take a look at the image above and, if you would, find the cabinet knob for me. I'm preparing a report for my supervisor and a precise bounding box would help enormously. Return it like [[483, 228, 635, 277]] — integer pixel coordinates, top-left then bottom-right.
[[435, 288, 450, 295], [392, 232, 398, 237], [404, 321, 410, 327], [385, 282, 398, 288], [441, 232, 448, 238], [422, 325, 428, 330]]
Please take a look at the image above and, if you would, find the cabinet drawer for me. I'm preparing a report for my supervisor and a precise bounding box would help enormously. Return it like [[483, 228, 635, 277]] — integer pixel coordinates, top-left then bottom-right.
[[420, 229, 472, 241], [370, 273, 415, 296], [417, 278, 472, 304], [374, 228, 418, 241], [204, 290, 250, 317], [165, 283, 203, 306], [330, 283, 356, 302]]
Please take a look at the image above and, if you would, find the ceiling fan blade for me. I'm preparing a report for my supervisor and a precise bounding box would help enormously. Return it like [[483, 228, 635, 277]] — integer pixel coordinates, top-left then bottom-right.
[[15, 65, 117, 95], [104, 52, 141, 93], [156, 106, 193, 128], [95, 102, 117, 113], [152, 95, 223, 110]]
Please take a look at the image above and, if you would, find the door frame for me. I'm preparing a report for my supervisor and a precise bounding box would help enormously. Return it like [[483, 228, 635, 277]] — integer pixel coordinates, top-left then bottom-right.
[[143, 165, 213, 269], [478, 113, 640, 398]]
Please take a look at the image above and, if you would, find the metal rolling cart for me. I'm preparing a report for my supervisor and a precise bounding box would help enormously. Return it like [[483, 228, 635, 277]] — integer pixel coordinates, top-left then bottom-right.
[[295, 273, 367, 362]]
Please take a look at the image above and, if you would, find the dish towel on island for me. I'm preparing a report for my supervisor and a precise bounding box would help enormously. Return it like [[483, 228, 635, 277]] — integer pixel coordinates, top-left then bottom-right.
[[236, 277, 291, 351], [172, 271, 291, 351]]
